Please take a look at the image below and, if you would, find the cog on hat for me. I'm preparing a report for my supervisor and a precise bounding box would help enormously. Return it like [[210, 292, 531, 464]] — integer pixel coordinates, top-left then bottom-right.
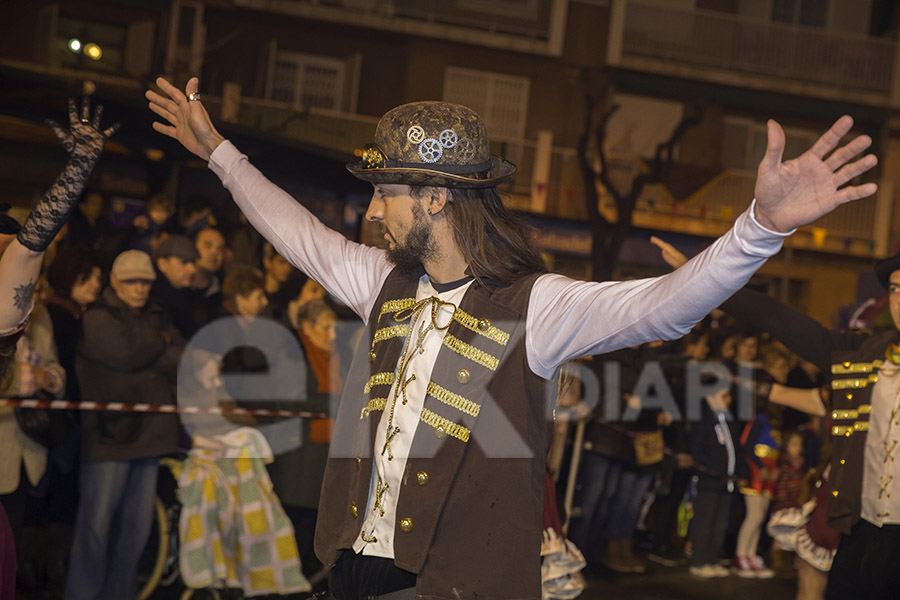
[[439, 129, 458, 149], [418, 139, 443, 163], [457, 138, 476, 162], [407, 125, 425, 144]]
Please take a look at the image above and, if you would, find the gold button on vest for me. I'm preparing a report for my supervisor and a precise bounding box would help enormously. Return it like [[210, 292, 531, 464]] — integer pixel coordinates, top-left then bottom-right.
[[457, 369, 470, 384], [477, 319, 490, 331], [399, 517, 413, 533], [369, 351, 377, 363], [416, 471, 430, 486], [351, 504, 358, 518], [435, 425, 447, 439], [355, 457, 361, 469]]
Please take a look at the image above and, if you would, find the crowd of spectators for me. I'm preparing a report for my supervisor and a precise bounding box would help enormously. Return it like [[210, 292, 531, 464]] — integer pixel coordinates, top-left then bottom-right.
[[0, 190, 349, 598], [561, 286, 835, 599]]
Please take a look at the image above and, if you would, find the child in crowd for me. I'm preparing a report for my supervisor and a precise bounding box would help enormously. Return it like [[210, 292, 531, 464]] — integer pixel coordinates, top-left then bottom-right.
[[773, 430, 806, 513], [688, 387, 741, 579]]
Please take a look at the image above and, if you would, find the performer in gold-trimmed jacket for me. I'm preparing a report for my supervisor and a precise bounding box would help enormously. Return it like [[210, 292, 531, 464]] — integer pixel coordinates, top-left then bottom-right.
[[147, 75, 876, 600]]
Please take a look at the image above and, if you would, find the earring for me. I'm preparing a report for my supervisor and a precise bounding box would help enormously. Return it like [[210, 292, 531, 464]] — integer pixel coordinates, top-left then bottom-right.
[[427, 208, 433, 215]]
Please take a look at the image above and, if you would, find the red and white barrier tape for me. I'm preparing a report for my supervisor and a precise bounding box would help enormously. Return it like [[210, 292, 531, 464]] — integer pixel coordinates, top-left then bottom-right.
[[0, 398, 326, 419]]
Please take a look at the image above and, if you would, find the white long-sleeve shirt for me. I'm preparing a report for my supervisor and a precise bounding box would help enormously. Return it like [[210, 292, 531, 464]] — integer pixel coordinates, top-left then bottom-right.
[[209, 140, 791, 557]]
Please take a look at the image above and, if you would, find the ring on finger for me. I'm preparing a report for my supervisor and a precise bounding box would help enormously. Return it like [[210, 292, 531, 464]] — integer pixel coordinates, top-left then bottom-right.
[[187, 92, 201, 102]]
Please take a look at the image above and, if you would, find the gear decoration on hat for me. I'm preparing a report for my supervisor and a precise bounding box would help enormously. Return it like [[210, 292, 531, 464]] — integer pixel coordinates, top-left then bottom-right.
[[407, 125, 425, 144], [418, 139, 443, 163], [439, 129, 458, 149], [362, 144, 387, 169], [457, 138, 476, 163]]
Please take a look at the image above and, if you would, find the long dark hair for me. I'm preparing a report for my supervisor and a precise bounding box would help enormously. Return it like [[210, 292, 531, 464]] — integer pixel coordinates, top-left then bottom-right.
[[444, 186, 546, 285]]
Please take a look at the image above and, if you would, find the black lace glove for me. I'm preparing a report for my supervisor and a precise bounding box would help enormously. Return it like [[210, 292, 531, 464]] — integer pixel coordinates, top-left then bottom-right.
[[17, 98, 119, 252]]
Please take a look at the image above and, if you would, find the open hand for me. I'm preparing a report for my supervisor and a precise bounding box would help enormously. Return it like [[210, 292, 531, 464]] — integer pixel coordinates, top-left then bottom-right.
[[754, 116, 877, 233], [146, 77, 224, 160], [46, 97, 119, 161]]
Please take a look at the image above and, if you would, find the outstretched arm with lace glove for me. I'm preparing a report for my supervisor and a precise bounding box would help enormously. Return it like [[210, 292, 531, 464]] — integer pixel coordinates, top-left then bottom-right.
[[0, 98, 117, 331]]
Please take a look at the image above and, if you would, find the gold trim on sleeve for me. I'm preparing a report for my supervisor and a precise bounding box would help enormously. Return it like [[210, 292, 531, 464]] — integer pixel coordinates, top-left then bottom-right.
[[442, 333, 499, 371], [426, 381, 481, 417], [452, 308, 510, 346], [420, 407, 470, 443], [364, 372, 395, 394]]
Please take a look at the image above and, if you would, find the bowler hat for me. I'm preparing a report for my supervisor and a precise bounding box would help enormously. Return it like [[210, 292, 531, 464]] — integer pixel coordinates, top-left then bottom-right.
[[346, 101, 516, 189], [875, 252, 900, 290]]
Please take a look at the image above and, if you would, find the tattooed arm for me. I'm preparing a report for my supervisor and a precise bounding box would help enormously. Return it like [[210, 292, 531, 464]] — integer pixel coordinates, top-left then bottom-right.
[[0, 98, 117, 331]]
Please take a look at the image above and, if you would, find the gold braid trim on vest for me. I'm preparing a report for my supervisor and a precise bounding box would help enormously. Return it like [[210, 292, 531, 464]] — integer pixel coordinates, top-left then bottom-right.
[[364, 372, 395, 394], [831, 360, 883, 375], [372, 325, 410, 345], [452, 308, 510, 346], [442, 333, 499, 370], [379, 298, 416, 321], [426, 381, 481, 417], [361, 397, 387, 419], [832, 375, 878, 390], [420, 407, 470, 442]]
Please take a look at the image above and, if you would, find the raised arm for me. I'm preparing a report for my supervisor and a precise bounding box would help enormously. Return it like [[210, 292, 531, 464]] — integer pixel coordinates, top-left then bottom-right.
[[146, 77, 391, 321], [0, 99, 117, 332], [527, 116, 877, 379], [650, 236, 863, 371]]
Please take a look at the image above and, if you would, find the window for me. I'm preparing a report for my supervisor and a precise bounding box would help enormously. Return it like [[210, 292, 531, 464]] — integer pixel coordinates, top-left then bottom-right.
[[269, 51, 346, 111], [771, 0, 829, 28], [443, 67, 530, 141]]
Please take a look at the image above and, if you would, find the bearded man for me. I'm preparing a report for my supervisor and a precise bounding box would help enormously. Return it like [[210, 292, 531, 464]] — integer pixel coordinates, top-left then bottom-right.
[[147, 76, 876, 600]]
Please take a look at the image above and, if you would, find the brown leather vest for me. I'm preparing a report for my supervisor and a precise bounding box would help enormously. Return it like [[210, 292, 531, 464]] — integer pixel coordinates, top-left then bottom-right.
[[314, 268, 554, 599]]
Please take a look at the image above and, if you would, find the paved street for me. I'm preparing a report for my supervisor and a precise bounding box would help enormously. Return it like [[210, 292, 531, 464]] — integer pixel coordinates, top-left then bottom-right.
[[580, 563, 797, 600]]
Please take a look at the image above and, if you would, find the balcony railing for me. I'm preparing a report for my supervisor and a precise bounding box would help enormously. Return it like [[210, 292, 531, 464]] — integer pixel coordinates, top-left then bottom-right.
[[613, 0, 896, 98], [231, 0, 566, 55]]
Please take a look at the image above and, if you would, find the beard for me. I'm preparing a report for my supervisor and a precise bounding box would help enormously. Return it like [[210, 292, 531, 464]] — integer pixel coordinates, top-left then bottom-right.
[[385, 203, 438, 276]]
